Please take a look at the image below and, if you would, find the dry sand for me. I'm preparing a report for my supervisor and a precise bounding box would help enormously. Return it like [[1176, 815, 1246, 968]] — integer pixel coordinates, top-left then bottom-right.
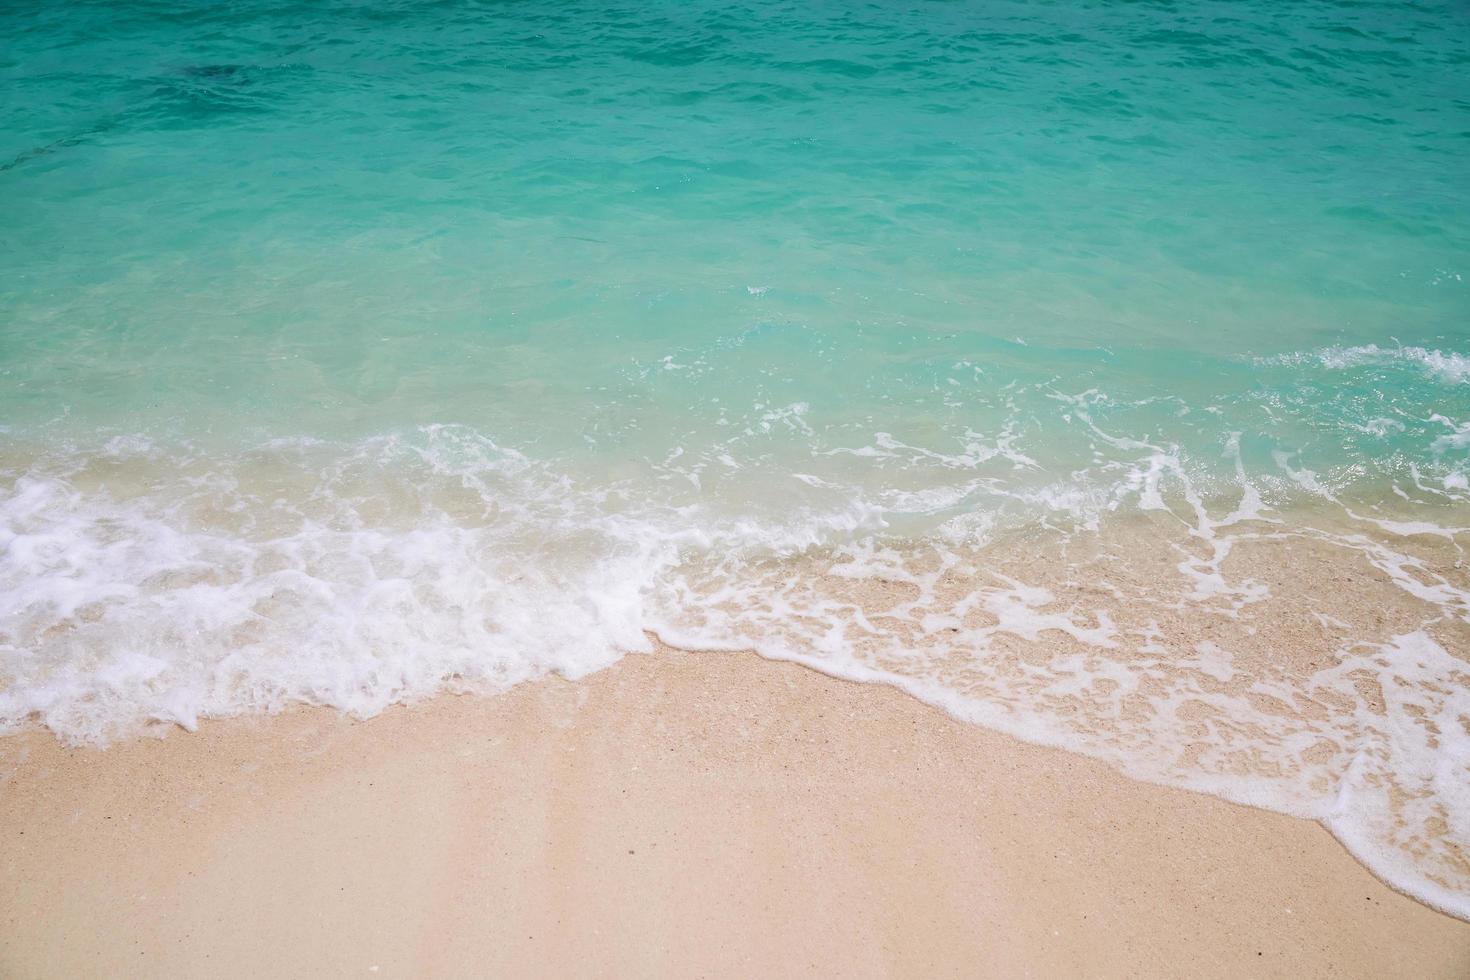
[[1, 643, 1467, 979]]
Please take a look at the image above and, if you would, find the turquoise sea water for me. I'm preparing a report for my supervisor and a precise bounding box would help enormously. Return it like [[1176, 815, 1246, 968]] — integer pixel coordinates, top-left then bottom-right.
[[3, 0, 1470, 915]]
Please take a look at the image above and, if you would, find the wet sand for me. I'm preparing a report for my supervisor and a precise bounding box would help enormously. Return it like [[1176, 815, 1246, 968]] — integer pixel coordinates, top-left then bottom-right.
[[2, 644, 1467, 978]]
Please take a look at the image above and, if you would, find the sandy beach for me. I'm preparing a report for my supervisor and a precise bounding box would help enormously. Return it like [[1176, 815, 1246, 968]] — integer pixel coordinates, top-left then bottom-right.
[[2, 643, 1465, 979]]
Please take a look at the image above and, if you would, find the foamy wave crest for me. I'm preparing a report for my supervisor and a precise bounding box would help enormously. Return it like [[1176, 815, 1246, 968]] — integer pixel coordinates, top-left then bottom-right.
[[0, 426, 900, 740], [2, 426, 1469, 918], [1261, 344, 1470, 384], [0, 433, 649, 736]]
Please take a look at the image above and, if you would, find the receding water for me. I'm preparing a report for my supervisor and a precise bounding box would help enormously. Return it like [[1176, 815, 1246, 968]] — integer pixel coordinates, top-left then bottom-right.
[[2, 0, 1469, 917]]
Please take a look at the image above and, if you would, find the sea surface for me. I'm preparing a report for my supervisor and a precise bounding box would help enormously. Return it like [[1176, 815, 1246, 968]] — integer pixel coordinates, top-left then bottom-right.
[[3, 0, 1469, 917]]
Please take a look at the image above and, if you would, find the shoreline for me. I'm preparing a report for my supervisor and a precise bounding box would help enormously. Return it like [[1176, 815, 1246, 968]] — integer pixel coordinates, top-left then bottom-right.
[[3, 644, 1466, 978]]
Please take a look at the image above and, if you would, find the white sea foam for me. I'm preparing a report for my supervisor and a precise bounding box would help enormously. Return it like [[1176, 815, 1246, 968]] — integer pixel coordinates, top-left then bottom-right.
[[1260, 344, 1470, 384]]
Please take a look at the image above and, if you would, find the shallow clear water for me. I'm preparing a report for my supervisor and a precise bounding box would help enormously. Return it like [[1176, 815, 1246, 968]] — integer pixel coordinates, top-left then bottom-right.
[[3, 0, 1470, 916]]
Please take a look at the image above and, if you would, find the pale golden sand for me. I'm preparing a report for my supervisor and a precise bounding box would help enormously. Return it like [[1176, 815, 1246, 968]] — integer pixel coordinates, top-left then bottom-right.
[[2, 644, 1467, 978]]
